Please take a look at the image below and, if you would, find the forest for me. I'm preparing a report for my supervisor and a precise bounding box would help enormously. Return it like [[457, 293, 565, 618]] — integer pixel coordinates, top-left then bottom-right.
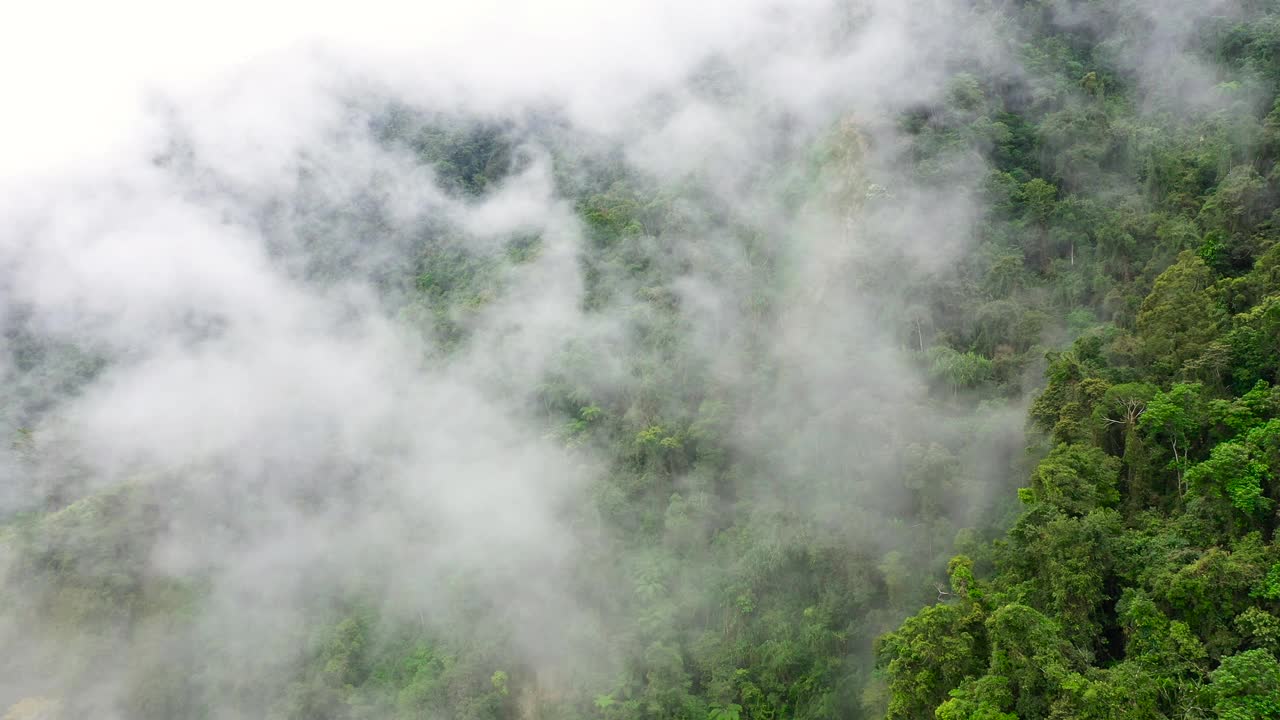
[[4, 1, 1280, 719]]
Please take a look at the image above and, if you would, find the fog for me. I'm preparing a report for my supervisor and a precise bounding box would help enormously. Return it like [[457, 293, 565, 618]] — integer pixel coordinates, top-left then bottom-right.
[[0, 0, 1247, 717]]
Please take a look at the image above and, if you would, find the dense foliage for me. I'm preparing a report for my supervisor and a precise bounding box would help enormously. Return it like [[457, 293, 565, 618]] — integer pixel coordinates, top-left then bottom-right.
[[876, 2, 1280, 719], [7, 1, 1280, 719]]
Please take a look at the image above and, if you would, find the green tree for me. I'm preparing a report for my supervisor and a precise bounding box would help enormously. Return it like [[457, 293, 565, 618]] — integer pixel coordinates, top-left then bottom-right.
[[1135, 253, 1224, 378], [877, 601, 986, 720], [1140, 383, 1208, 498], [1027, 444, 1121, 516], [1205, 649, 1280, 720]]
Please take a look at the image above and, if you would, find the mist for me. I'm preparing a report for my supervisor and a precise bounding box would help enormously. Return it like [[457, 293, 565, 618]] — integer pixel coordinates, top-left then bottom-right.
[[2, 0, 1259, 718]]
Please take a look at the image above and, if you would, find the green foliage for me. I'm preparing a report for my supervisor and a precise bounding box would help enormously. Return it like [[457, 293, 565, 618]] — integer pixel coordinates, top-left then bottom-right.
[[707, 702, 742, 720], [877, 601, 986, 719], [1205, 649, 1280, 720], [926, 346, 995, 393], [1028, 443, 1121, 515], [1253, 563, 1280, 602], [13, 4, 1280, 719], [1235, 607, 1280, 654], [883, 29, 1280, 702], [1136, 253, 1224, 377], [1185, 440, 1271, 517]]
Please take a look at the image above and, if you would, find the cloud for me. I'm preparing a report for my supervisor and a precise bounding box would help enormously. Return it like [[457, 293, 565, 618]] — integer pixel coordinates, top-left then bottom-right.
[[0, 0, 1033, 713]]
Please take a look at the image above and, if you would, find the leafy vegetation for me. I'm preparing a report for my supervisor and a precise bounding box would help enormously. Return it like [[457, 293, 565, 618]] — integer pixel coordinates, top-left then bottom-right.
[[8, 1, 1280, 719]]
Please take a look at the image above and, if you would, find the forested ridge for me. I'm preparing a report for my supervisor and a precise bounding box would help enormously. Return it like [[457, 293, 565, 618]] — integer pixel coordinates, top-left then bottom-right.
[[6, 1, 1280, 719]]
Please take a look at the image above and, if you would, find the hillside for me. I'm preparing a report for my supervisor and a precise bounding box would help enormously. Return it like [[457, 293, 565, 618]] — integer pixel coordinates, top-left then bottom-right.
[[4, 2, 1280, 719]]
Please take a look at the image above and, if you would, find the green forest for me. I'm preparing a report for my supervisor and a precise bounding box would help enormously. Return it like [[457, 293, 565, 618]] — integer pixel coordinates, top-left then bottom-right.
[[6, 1, 1280, 719]]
